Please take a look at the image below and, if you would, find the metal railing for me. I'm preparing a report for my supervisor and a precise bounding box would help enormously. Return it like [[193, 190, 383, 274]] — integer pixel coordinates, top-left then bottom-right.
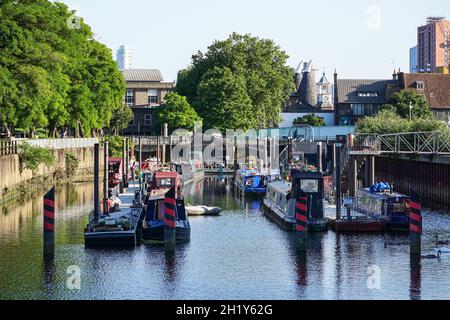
[[350, 132, 450, 155], [0, 138, 99, 155]]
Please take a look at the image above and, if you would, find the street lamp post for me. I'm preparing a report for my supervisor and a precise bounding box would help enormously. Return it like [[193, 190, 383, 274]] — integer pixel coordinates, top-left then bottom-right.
[[409, 101, 413, 121]]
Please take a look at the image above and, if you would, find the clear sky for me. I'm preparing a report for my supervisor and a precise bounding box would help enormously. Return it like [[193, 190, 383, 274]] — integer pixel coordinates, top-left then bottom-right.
[[61, 0, 450, 82]]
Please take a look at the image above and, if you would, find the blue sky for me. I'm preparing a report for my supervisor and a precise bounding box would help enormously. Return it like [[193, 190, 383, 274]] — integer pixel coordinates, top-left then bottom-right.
[[62, 0, 450, 82]]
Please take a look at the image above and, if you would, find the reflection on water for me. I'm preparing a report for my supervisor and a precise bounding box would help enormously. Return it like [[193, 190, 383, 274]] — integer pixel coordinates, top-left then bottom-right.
[[1, 178, 450, 300]]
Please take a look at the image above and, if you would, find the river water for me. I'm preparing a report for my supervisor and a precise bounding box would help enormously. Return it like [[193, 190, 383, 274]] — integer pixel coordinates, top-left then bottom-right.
[[1, 178, 450, 300]]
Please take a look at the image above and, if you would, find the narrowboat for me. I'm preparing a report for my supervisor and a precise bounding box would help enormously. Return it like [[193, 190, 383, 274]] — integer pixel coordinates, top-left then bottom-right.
[[173, 161, 205, 186], [263, 169, 328, 232], [233, 168, 270, 196], [141, 171, 191, 242], [84, 181, 145, 247], [353, 185, 410, 231]]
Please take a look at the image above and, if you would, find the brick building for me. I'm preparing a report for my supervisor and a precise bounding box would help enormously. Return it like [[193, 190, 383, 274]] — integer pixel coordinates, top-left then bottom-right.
[[417, 17, 450, 73], [121, 69, 174, 135]]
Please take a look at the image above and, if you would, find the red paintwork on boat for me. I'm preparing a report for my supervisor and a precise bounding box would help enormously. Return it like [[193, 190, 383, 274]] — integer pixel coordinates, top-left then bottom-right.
[[328, 218, 385, 232]]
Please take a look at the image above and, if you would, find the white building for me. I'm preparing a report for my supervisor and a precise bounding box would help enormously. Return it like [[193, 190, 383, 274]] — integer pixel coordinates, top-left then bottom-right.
[[116, 45, 133, 71]]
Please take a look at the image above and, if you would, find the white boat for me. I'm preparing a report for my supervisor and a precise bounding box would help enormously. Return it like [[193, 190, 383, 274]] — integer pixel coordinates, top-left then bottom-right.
[[186, 205, 222, 216]]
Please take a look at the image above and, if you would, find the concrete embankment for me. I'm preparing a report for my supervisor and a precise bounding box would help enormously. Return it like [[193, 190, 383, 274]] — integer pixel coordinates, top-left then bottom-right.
[[0, 146, 103, 205]]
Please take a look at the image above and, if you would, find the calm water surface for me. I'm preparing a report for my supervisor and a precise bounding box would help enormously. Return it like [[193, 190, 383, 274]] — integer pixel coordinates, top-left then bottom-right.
[[1, 178, 450, 300]]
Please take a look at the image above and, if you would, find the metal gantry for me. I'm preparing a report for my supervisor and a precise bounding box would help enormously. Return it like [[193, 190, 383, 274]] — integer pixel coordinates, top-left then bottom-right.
[[350, 132, 450, 155]]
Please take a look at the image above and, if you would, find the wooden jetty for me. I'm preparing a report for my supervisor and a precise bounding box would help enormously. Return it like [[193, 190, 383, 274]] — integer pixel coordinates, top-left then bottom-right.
[[84, 180, 145, 247]]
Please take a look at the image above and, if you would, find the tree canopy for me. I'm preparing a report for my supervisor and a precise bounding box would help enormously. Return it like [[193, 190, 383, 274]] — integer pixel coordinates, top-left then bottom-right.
[[0, 0, 125, 137], [154, 92, 202, 133], [293, 114, 325, 127], [380, 90, 432, 119], [356, 109, 448, 135], [175, 33, 294, 131]]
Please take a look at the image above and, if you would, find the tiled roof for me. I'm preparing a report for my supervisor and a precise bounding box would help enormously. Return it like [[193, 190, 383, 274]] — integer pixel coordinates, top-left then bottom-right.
[[336, 79, 396, 104], [122, 69, 163, 82], [399, 73, 450, 109]]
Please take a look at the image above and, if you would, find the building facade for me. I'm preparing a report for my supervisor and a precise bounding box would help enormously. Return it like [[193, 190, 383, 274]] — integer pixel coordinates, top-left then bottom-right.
[[281, 60, 334, 127], [333, 72, 397, 125], [121, 69, 174, 136], [391, 72, 450, 122], [417, 17, 450, 73], [410, 46, 418, 74], [117, 45, 133, 71]]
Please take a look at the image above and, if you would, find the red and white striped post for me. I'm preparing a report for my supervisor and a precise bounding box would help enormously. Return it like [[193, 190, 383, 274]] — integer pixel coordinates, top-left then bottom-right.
[[164, 186, 177, 252], [409, 189, 422, 256], [295, 190, 308, 252], [43, 187, 56, 257]]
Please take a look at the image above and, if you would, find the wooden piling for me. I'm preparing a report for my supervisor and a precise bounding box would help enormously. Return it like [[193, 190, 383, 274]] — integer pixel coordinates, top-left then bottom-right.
[[103, 141, 109, 215], [125, 138, 129, 186], [317, 142, 323, 173], [93, 143, 100, 218], [295, 192, 308, 252], [121, 138, 126, 192], [409, 189, 422, 256], [335, 143, 342, 220], [43, 187, 56, 257], [164, 186, 177, 252]]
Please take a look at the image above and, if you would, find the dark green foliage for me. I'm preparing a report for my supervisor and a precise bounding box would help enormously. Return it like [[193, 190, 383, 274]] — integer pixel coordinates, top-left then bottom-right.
[[380, 90, 433, 119], [18, 142, 55, 172], [154, 92, 201, 133], [0, 0, 125, 137], [176, 32, 294, 131], [105, 135, 124, 158], [293, 114, 325, 126]]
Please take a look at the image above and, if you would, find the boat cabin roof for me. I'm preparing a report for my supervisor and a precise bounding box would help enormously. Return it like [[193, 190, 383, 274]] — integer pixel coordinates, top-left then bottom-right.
[[267, 180, 292, 194], [359, 188, 409, 200], [109, 157, 123, 164], [239, 168, 264, 177]]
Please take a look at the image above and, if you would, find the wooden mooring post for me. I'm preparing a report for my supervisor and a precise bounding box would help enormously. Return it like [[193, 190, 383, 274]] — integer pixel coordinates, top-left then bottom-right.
[[335, 143, 342, 220], [103, 141, 109, 215], [409, 189, 422, 256], [93, 143, 100, 218], [43, 187, 56, 257], [295, 191, 308, 252]]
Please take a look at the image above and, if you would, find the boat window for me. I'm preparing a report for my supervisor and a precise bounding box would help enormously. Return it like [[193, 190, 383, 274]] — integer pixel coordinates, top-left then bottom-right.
[[157, 178, 174, 188], [300, 179, 319, 193]]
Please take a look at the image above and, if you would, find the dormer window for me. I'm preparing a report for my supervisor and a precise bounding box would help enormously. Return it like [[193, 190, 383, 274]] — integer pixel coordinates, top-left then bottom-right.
[[416, 81, 425, 90], [357, 92, 378, 98]]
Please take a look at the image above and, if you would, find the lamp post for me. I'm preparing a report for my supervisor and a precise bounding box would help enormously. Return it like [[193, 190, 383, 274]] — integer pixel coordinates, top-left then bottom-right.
[[409, 101, 413, 121]]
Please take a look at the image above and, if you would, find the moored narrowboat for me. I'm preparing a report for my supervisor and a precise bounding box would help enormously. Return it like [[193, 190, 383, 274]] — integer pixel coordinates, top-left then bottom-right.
[[263, 169, 328, 232], [353, 185, 410, 232], [141, 171, 190, 242], [234, 168, 270, 196]]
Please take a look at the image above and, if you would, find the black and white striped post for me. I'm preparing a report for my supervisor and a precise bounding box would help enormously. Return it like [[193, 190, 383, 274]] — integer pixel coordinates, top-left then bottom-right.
[[409, 189, 422, 256], [43, 187, 56, 257], [295, 190, 308, 252], [164, 186, 177, 252]]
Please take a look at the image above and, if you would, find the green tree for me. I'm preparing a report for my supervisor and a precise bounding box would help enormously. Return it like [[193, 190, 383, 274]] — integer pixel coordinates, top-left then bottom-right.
[[293, 114, 325, 126], [110, 104, 133, 136], [154, 92, 201, 133], [176, 32, 294, 129], [381, 90, 432, 119], [195, 67, 255, 132], [0, 0, 125, 137], [356, 109, 447, 135]]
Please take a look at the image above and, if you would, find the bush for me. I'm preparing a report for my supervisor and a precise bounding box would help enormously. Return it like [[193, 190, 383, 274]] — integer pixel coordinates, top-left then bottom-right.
[[18, 142, 55, 173], [104, 135, 124, 158], [65, 153, 79, 177]]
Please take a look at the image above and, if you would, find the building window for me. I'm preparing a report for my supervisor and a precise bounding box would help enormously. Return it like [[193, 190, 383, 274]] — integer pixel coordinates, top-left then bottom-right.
[[148, 89, 158, 104], [144, 114, 152, 126], [125, 89, 135, 106], [357, 92, 378, 98], [416, 81, 425, 90], [351, 104, 365, 116]]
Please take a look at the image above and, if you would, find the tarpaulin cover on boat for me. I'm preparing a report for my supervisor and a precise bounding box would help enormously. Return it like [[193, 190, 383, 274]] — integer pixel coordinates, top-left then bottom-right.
[[252, 176, 261, 188]]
